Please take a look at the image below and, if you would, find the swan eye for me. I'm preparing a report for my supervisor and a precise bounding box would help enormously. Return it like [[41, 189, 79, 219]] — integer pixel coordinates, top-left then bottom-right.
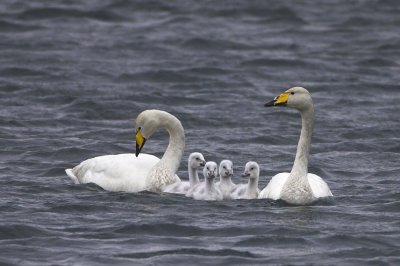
[[291, 92, 295, 95], [207, 167, 209, 170], [250, 167, 254, 171], [223, 166, 226, 169], [196, 158, 199, 161], [138, 126, 142, 130]]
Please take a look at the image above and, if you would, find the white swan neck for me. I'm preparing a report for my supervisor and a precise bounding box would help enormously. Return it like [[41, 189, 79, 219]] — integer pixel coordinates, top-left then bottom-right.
[[188, 166, 200, 187], [206, 178, 216, 191], [219, 176, 233, 186], [280, 98, 316, 204], [290, 105, 314, 178], [146, 112, 185, 191], [246, 177, 259, 194], [159, 114, 185, 174]]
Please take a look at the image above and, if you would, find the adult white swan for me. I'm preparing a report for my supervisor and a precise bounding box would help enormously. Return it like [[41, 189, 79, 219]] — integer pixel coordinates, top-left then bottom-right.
[[65, 109, 184, 192], [258, 87, 333, 205]]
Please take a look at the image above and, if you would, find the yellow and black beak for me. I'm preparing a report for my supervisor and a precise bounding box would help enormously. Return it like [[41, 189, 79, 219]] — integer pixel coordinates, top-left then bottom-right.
[[135, 129, 146, 157], [264, 93, 289, 107]]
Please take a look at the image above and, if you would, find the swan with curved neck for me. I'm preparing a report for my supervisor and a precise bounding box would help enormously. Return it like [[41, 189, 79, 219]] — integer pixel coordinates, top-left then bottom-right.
[[258, 87, 332, 205], [65, 109, 185, 193], [231, 161, 260, 200], [163, 152, 206, 194]]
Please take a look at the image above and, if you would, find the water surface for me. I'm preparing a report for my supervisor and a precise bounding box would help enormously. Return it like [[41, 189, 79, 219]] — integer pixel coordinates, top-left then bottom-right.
[[1, 0, 399, 265]]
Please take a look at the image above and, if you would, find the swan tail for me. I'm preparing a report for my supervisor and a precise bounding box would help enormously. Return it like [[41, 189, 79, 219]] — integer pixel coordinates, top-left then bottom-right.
[[65, 168, 79, 184], [308, 173, 333, 198]]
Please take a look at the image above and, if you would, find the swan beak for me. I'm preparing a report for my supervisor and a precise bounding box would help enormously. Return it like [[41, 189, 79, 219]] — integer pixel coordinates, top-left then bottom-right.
[[265, 93, 289, 107], [135, 130, 146, 157], [242, 172, 250, 177], [200, 160, 206, 167]]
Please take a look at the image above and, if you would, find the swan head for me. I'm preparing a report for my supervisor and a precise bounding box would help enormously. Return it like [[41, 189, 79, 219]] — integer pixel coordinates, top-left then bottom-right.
[[203, 161, 218, 180], [219, 160, 233, 178], [242, 161, 259, 179], [189, 152, 206, 169], [264, 87, 313, 111], [135, 110, 166, 157]]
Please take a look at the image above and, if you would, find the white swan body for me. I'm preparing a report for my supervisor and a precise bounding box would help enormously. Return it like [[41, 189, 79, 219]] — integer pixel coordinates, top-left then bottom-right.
[[65, 153, 159, 191], [190, 161, 222, 201], [216, 160, 236, 199], [258, 172, 331, 200], [258, 87, 332, 205], [231, 161, 260, 200], [163, 152, 206, 194], [65, 110, 185, 193]]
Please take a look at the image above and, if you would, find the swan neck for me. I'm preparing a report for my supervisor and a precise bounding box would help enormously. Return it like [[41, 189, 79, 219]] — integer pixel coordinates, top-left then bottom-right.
[[246, 177, 259, 192], [159, 115, 185, 173], [188, 167, 200, 187], [219, 176, 232, 185], [290, 106, 314, 177], [206, 178, 215, 191]]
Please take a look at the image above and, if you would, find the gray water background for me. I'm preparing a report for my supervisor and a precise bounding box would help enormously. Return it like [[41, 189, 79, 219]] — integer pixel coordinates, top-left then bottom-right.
[[0, 0, 399, 265]]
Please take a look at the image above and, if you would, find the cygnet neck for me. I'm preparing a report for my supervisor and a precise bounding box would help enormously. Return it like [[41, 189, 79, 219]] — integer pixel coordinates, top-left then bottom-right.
[[188, 165, 200, 187], [206, 177, 216, 191], [219, 175, 233, 186], [246, 176, 259, 192]]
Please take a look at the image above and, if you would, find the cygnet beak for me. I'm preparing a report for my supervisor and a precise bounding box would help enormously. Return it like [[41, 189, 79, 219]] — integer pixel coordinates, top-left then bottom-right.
[[200, 160, 206, 167], [242, 171, 250, 177], [208, 172, 216, 178]]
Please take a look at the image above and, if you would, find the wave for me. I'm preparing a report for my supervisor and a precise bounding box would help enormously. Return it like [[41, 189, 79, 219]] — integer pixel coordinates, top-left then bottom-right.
[[181, 38, 250, 51], [17, 7, 126, 22], [0, 67, 48, 77], [117, 248, 257, 259], [0, 224, 54, 240], [0, 19, 41, 32]]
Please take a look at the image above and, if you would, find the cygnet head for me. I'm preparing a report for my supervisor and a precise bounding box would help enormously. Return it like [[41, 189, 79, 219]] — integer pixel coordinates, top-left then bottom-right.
[[242, 161, 260, 180], [189, 152, 206, 169], [219, 160, 233, 178], [264, 87, 313, 111], [203, 161, 218, 180]]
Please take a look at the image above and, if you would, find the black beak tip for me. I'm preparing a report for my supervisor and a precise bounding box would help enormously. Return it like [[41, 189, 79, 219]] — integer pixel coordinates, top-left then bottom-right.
[[135, 143, 141, 157], [135, 138, 146, 158], [264, 100, 275, 107]]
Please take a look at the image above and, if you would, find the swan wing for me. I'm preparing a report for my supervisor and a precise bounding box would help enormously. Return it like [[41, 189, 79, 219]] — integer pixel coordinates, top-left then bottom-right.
[[258, 172, 289, 200], [187, 183, 205, 199], [163, 181, 190, 194], [230, 184, 246, 199], [66, 153, 159, 192], [307, 173, 333, 198]]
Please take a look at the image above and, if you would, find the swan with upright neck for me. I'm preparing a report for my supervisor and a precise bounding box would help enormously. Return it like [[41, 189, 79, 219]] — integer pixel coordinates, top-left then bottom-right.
[[65, 109, 185, 192], [231, 161, 260, 200], [216, 160, 236, 199], [258, 87, 333, 205], [163, 152, 206, 194]]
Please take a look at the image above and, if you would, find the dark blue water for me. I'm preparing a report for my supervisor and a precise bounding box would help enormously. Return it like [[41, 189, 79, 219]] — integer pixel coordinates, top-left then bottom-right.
[[1, 0, 400, 265]]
